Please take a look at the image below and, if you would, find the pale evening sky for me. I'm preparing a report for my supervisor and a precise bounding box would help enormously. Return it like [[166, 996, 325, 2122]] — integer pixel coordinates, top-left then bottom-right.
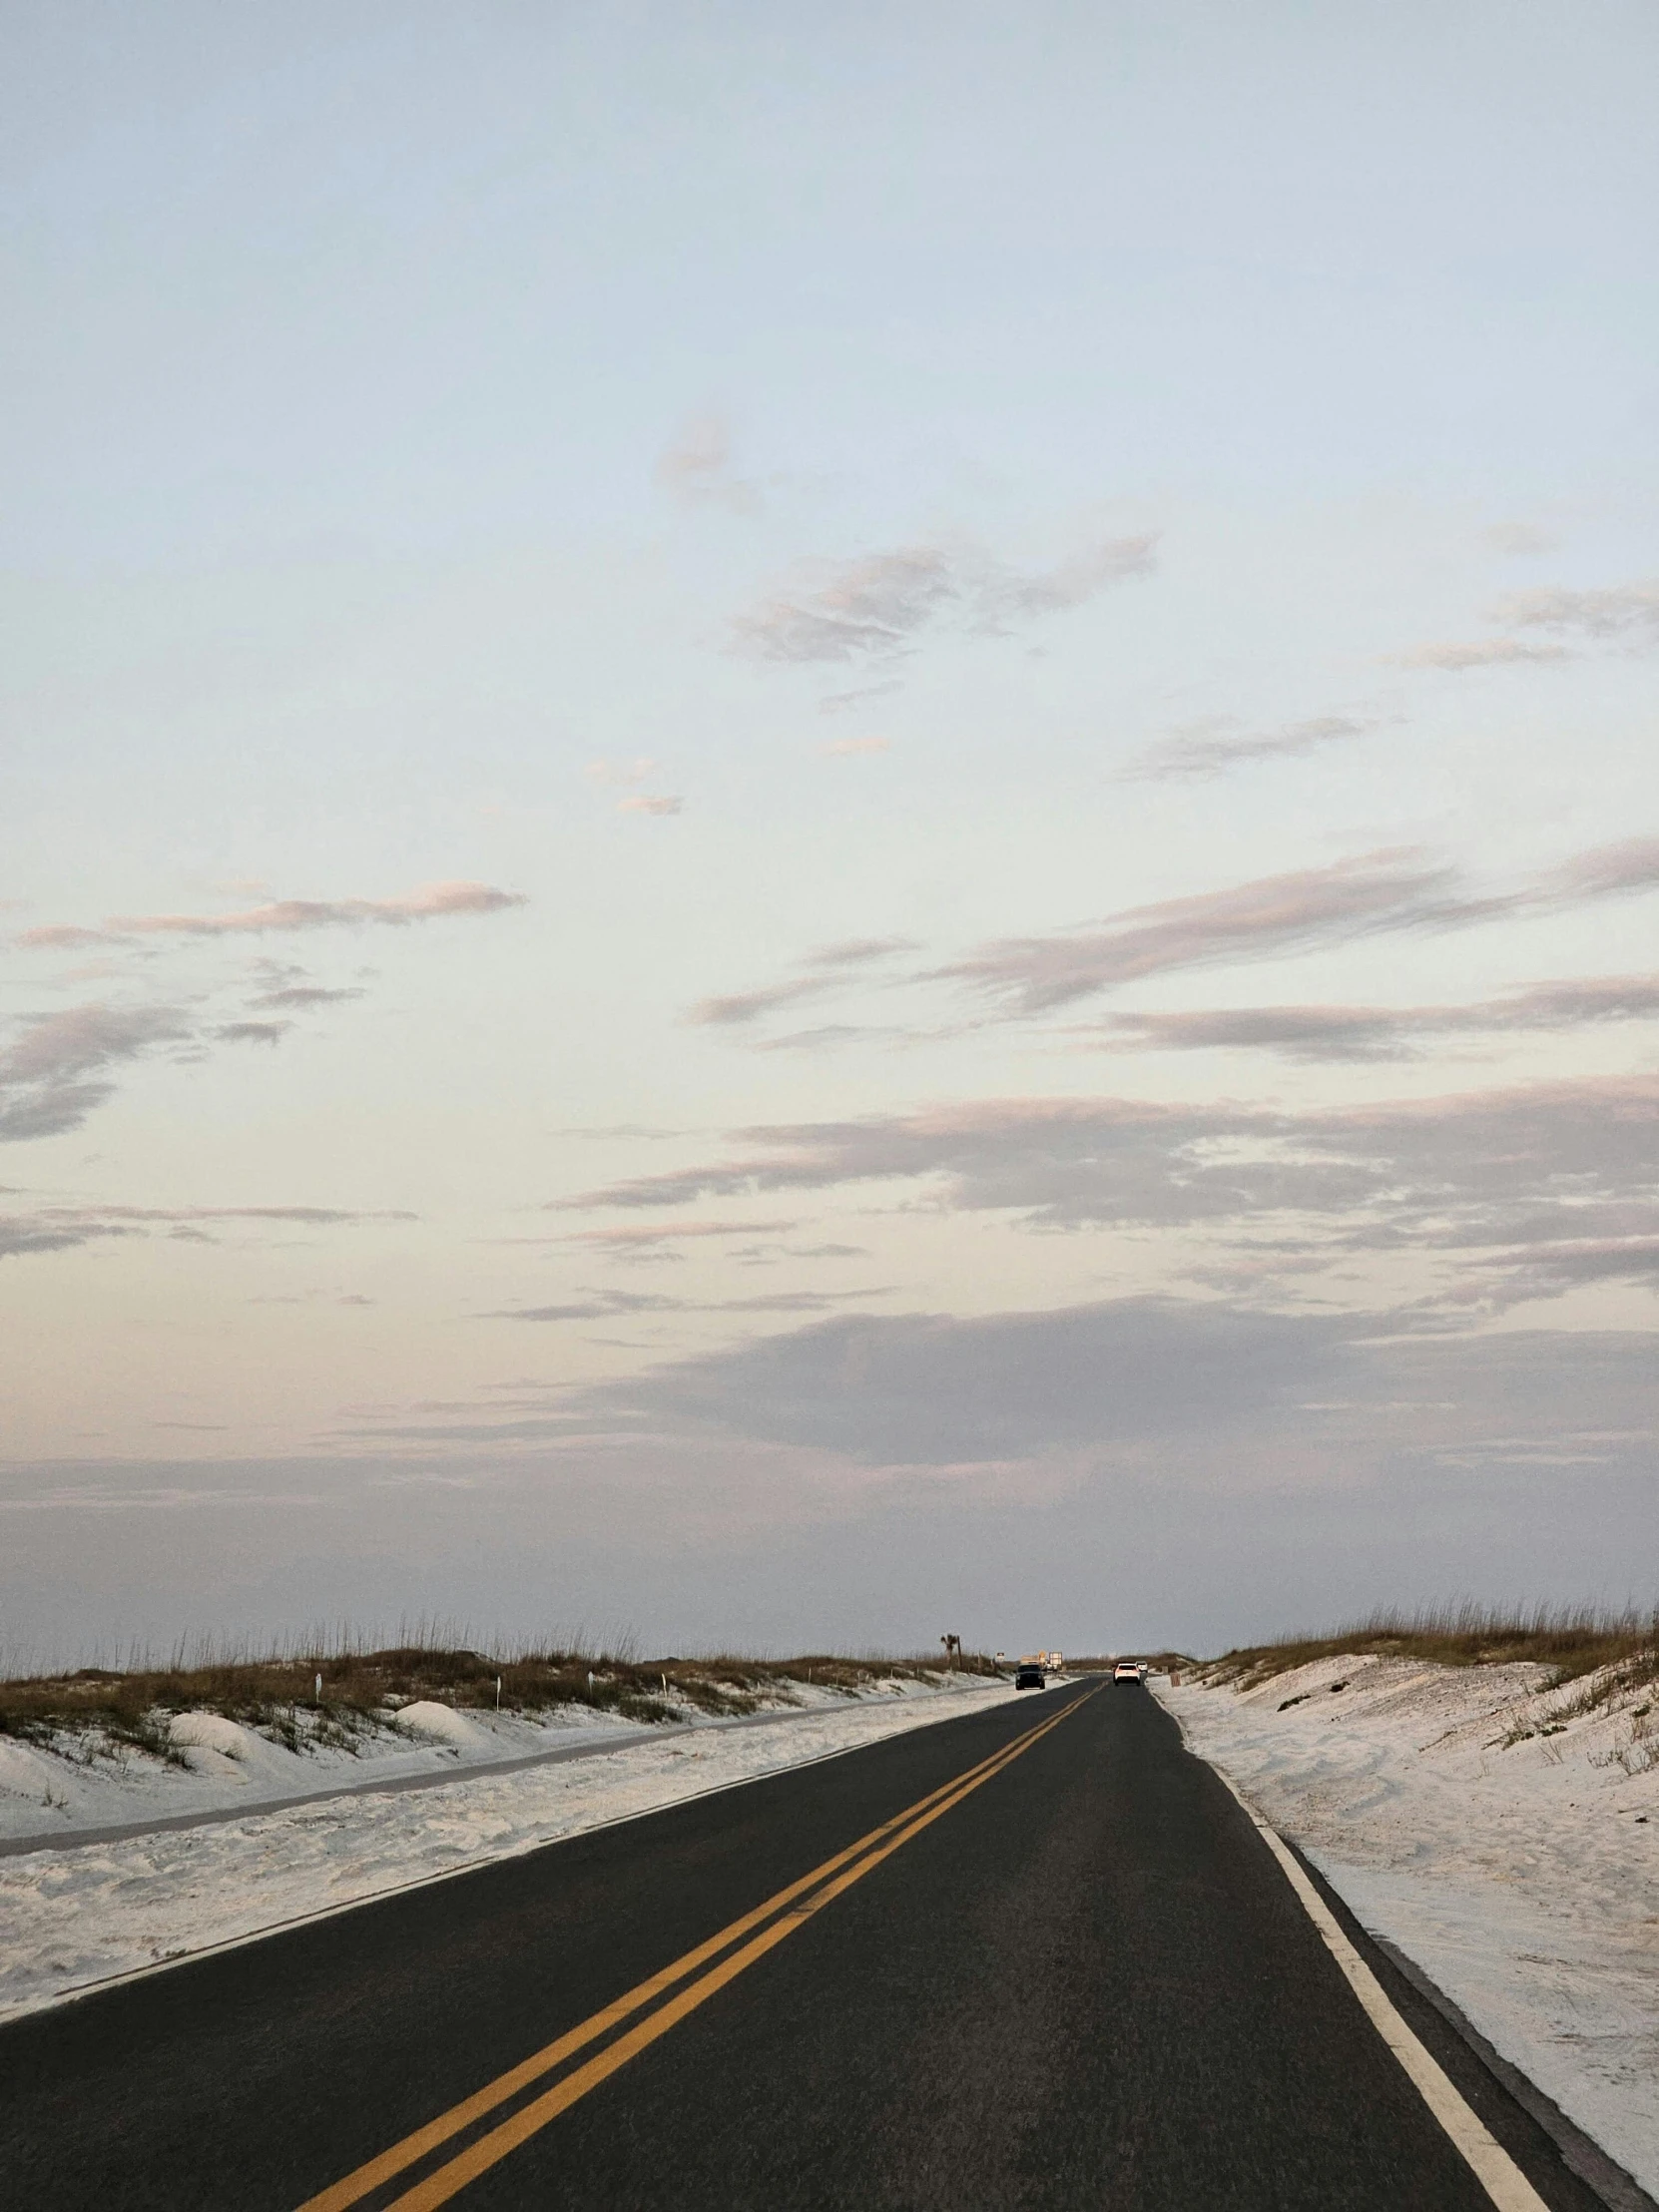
[[3, 3, 1656, 1662]]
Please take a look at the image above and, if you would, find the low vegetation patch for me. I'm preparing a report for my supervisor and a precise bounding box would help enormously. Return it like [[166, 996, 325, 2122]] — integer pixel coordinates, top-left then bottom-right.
[[1201, 1602, 1659, 1713], [0, 1641, 999, 1768]]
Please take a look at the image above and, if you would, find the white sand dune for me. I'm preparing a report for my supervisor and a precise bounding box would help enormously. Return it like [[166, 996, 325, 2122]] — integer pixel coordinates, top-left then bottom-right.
[[0, 1673, 1020, 2022], [1162, 1657, 1659, 2197]]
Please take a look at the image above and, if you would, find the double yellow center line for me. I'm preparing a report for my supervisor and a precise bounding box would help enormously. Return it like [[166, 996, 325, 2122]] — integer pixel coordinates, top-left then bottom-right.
[[298, 1688, 1092, 2212]]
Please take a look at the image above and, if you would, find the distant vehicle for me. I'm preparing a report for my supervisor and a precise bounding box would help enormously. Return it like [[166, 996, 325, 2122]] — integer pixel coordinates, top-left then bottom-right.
[[1113, 1660, 1142, 1683], [1014, 1664, 1046, 1690]]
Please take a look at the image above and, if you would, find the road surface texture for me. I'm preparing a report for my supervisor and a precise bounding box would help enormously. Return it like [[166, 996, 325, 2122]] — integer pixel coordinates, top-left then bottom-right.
[[0, 1679, 1627, 2211]]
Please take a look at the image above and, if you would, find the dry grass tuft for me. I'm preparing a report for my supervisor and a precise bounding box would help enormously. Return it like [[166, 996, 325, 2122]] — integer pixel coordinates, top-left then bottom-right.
[[0, 1641, 999, 1767], [1202, 1601, 1658, 1709]]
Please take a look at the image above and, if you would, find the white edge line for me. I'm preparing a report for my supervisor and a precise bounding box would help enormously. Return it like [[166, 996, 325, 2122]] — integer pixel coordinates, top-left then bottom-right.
[[7, 1683, 1028, 2025], [1162, 1700, 1549, 2212]]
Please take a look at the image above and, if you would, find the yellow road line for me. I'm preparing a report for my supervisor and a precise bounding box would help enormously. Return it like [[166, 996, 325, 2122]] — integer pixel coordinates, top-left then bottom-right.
[[297, 1692, 1087, 2212], [381, 1693, 1088, 2212]]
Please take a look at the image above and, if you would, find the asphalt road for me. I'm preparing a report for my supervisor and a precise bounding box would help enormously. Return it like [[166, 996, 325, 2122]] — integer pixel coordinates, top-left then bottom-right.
[[0, 1679, 1624, 2211]]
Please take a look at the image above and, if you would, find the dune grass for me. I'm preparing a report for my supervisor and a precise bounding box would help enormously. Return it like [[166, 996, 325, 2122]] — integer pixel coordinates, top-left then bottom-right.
[[0, 1639, 999, 1762], [1203, 1602, 1659, 1709]]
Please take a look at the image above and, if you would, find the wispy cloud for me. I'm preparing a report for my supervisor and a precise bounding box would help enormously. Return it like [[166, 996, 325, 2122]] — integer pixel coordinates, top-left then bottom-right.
[[757, 1024, 903, 1053], [555, 1072, 1659, 1320], [672, 837, 1659, 1050], [688, 979, 828, 1028], [1395, 573, 1659, 671], [15, 924, 113, 951], [15, 880, 526, 949], [0, 1003, 194, 1142], [938, 851, 1482, 1016], [0, 1213, 133, 1259], [730, 536, 1156, 666], [483, 1288, 686, 1323], [484, 1281, 885, 1323], [938, 836, 1659, 1019], [686, 936, 914, 1027], [1082, 972, 1659, 1062], [1467, 1235, 1659, 1309], [732, 548, 957, 664], [249, 983, 366, 1010], [1539, 835, 1659, 900], [819, 680, 902, 716], [803, 937, 916, 968], [1123, 715, 1372, 782], [2, 946, 399, 1141], [617, 794, 685, 817], [565, 1218, 800, 1263], [1496, 580, 1659, 642], [1392, 638, 1571, 672], [653, 414, 759, 514], [215, 1020, 289, 1045], [822, 736, 890, 757], [971, 536, 1157, 629], [0, 1199, 415, 1260]]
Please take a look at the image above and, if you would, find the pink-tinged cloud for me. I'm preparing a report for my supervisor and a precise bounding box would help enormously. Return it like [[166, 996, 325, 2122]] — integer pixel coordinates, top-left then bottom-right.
[[687, 978, 829, 1027], [733, 549, 957, 664], [14, 924, 113, 950], [730, 537, 1156, 666], [653, 414, 760, 514], [676, 836, 1659, 1044], [617, 795, 684, 817], [1542, 836, 1659, 900], [1396, 576, 1659, 670], [802, 937, 916, 968], [554, 1074, 1659, 1323], [0, 1003, 191, 1087], [938, 850, 1482, 1015], [823, 736, 891, 757], [937, 836, 1659, 1018], [106, 880, 527, 936], [686, 936, 913, 1028], [1125, 716, 1371, 781]]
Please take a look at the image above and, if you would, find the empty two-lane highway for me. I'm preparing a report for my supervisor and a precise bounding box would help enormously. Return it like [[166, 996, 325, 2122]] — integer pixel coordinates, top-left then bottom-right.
[[0, 1681, 1612, 2210]]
